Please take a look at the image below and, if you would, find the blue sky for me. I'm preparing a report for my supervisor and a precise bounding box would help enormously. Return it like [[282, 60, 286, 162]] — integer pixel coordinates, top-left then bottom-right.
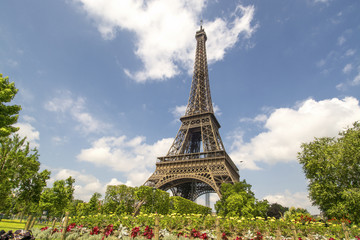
[[1, 0, 360, 213]]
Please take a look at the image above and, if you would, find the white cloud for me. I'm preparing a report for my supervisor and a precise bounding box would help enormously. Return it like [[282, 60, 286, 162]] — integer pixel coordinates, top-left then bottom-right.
[[313, 0, 330, 3], [240, 114, 267, 123], [316, 59, 326, 67], [171, 105, 187, 119], [352, 71, 360, 86], [44, 90, 111, 134], [263, 190, 319, 215], [14, 122, 40, 148], [73, 0, 256, 82], [337, 36, 346, 46], [345, 49, 356, 56], [342, 63, 352, 74], [230, 97, 360, 170], [52, 136, 68, 145], [77, 136, 173, 184]]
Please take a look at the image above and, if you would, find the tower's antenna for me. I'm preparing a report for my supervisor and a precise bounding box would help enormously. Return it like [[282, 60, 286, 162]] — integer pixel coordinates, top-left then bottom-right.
[[200, 19, 203, 30]]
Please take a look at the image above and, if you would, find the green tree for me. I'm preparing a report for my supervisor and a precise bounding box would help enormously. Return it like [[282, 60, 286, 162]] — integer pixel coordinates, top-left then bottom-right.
[[75, 202, 90, 216], [0, 74, 21, 137], [0, 134, 50, 213], [135, 186, 170, 214], [215, 180, 269, 218], [298, 121, 360, 223], [103, 185, 136, 215], [170, 196, 211, 215], [39, 176, 75, 217], [69, 199, 85, 216], [267, 203, 289, 219], [15, 169, 51, 214], [89, 192, 102, 214]]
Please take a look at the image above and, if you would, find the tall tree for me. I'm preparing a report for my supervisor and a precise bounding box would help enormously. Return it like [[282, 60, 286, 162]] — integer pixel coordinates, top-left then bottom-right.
[[39, 176, 75, 217], [0, 74, 21, 137], [215, 180, 269, 218], [0, 134, 49, 213], [103, 185, 136, 215], [298, 121, 360, 223], [267, 203, 289, 219], [89, 192, 102, 214]]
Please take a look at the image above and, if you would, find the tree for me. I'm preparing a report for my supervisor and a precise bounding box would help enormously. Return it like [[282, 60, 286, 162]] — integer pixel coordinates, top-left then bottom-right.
[[267, 203, 289, 219], [298, 121, 360, 223], [215, 180, 269, 218], [135, 186, 170, 214], [89, 192, 102, 214], [39, 176, 75, 217], [102, 185, 136, 215], [0, 134, 50, 213], [0, 74, 21, 137]]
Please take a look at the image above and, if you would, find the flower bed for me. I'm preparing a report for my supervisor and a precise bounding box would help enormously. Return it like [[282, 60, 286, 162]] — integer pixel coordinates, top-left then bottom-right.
[[31, 213, 360, 240]]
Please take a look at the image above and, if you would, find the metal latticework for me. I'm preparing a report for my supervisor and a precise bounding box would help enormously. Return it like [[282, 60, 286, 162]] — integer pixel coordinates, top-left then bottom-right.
[[144, 27, 239, 201]]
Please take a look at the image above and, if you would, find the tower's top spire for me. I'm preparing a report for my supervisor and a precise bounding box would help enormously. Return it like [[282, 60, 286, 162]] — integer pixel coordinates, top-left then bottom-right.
[[185, 27, 213, 116]]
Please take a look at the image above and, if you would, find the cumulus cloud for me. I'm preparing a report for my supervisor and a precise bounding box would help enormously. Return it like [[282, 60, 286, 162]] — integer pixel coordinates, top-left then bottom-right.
[[263, 190, 319, 215], [14, 121, 40, 148], [44, 90, 111, 134], [342, 63, 352, 74], [77, 136, 173, 184], [73, 0, 257, 82], [230, 97, 360, 170]]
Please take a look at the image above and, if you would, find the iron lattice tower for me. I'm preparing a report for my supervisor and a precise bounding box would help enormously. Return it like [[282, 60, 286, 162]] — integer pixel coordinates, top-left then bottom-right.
[[144, 27, 239, 201]]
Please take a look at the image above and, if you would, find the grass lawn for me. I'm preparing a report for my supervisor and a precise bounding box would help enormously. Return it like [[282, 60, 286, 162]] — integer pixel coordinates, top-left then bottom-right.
[[0, 219, 53, 233]]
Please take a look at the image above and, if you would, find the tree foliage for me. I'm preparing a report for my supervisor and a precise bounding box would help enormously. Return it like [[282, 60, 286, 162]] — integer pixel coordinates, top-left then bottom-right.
[[102, 184, 212, 215], [103, 185, 136, 215], [0, 74, 21, 137], [0, 134, 50, 213], [215, 180, 269, 218], [267, 203, 289, 219], [170, 196, 211, 215], [135, 186, 170, 215], [298, 121, 360, 223], [39, 176, 75, 216], [89, 192, 102, 214]]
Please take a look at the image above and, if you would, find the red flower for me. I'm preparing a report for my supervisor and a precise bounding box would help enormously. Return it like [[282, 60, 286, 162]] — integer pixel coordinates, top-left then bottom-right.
[[143, 226, 154, 239], [222, 232, 228, 240], [40, 226, 49, 231], [191, 229, 201, 238], [200, 233, 208, 239], [66, 223, 77, 232], [90, 226, 100, 235], [52, 228, 59, 234], [104, 224, 114, 237], [131, 227, 140, 238]]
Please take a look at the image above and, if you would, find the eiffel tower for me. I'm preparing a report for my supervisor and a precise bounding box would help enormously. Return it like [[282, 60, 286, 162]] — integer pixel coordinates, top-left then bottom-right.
[[144, 26, 239, 201]]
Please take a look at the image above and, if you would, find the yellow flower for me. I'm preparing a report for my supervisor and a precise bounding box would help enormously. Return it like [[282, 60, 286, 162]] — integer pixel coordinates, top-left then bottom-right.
[[81, 216, 85, 219]]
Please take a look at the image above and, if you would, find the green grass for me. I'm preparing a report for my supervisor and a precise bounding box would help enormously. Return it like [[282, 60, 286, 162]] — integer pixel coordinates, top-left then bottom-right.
[[0, 219, 54, 232]]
